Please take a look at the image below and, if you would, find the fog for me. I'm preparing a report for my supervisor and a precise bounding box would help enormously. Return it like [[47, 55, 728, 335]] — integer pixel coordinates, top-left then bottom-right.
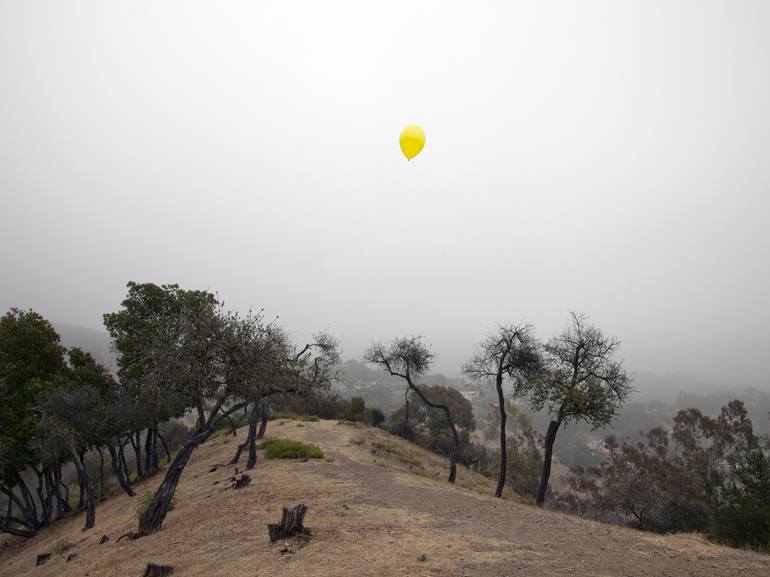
[[1, 1, 769, 387]]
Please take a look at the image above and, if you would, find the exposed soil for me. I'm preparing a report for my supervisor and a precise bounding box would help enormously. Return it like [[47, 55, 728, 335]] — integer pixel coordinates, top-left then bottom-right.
[[1, 419, 768, 577]]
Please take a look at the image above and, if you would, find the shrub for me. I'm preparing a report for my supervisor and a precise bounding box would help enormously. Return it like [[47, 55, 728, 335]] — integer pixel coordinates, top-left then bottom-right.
[[52, 537, 75, 554], [135, 491, 178, 520], [349, 396, 366, 420], [270, 412, 319, 422], [262, 438, 324, 459], [365, 407, 386, 427], [710, 450, 770, 552]]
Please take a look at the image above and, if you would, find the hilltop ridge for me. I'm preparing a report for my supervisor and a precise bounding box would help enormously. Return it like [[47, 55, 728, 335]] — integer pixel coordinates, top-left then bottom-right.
[[1, 419, 768, 577]]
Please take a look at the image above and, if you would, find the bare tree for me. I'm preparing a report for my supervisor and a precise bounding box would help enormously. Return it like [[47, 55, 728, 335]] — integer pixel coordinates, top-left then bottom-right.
[[364, 336, 460, 483], [514, 313, 632, 506], [463, 323, 542, 497]]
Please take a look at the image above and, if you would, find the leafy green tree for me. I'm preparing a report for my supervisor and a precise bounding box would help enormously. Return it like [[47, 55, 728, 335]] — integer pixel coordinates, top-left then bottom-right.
[[514, 312, 632, 505], [410, 385, 475, 457], [105, 282, 242, 537], [0, 309, 66, 537], [104, 282, 203, 481], [349, 396, 366, 420], [710, 450, 770, 551], [560, 400, 760, 536]]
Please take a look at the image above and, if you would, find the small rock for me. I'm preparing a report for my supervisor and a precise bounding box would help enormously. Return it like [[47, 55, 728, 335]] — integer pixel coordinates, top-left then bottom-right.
[[35, 554, 51, 566], [99, 534, 110, 545], [66, 553, 77, 563]]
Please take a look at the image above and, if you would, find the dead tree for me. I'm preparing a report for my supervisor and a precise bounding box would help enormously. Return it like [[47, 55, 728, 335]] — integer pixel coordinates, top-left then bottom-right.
[[267, 504, 308, 542], [463, 323, 542, 498], [365, 336, 460, 483]]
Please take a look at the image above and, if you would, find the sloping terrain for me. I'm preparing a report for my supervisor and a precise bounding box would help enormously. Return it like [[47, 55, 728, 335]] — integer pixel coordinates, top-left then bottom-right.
[[1, 419, 768, 577]]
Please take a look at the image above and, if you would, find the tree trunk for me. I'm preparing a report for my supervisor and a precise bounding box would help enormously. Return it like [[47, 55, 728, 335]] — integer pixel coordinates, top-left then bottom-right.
[[119, 438, 131, 483], [267, 504, 308, 542], [15, 473, 39, 531], [408, 384, 459, 483], [60, 474, 71, 512], [137, 436, 196, 536], [130, 432, 143, 481], [229, 403, 255, 465], [76, 452, 86, 512], [42, 470, 56, 524], [108, 445, 136, 497], [137, 402, 246, 536], [402, 388, 410, 437], [256, 403, 269, 439], [70, 445, 95, 530], [246, 404, 260, 470], [0, 485, 37, 537], [495, 374, 507, 498], [144, 427, 155, 476], [157, 432, 171, 462], [53, 466, 72, 516], [33, 467, 51, 526], [97, 447, 106, 500], [536, 419, 561, 506]]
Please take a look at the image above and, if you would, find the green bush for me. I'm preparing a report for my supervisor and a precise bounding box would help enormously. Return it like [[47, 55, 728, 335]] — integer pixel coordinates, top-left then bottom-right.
[[365, 407, 386, 427], [135, 491, 178, 520], [710, 451, 770, 552], [349, 396, 366, 420], [262, 438, 324, 459], [270, 412, 319, 422]]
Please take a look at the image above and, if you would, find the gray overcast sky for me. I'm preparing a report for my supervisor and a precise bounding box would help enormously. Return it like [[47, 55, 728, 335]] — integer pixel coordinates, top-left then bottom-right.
[[1, 1, 769, 386]]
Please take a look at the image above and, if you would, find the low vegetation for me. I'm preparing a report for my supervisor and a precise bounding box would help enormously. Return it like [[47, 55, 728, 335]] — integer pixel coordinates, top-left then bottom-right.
[[261, 438, 324, 460], [269, 412, 320, 422], [51, 537, 75, 554], [1, 286, 768, 557]]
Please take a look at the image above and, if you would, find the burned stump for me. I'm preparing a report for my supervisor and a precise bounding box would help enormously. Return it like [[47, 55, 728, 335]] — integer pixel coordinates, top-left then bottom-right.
[[142, 563, 174, 577], [230, 473, 251, 489], [267, 504, 308, 542]]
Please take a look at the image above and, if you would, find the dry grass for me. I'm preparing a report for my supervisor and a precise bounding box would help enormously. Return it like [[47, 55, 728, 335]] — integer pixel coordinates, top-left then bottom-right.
[[51, 538, 74, 555], [1, 419, 768, 577]]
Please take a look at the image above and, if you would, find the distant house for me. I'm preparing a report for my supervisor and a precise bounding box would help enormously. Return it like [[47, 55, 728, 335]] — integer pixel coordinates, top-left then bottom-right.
[[587, 439, 605, 451], [460, 390, 482, 401]]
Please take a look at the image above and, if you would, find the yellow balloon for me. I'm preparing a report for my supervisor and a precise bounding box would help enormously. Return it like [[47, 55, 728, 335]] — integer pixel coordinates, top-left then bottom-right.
[[399, 124, 426, 160]]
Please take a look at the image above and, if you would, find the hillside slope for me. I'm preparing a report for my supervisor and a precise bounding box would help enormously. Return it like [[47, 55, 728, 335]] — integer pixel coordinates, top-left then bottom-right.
[[1, 419, 768, 577]]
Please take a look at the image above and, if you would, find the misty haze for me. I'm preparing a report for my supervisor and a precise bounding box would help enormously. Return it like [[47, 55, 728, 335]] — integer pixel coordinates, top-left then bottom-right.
[[1, 2, 769, 576]]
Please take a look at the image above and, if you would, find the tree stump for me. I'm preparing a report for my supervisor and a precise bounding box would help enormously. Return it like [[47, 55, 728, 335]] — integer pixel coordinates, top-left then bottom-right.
[[231, 474, 251, 489], [142, 563, 174, 577], [267, 504, 308, 542]]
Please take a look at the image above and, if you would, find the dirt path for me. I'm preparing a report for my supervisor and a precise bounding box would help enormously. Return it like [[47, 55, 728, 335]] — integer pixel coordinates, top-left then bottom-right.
[[2, 419, 768, 577]]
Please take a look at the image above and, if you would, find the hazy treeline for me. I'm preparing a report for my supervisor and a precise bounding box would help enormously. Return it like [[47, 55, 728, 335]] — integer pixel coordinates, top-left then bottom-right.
[[1, 281, 339, 538], [2, 282, 769, 553]]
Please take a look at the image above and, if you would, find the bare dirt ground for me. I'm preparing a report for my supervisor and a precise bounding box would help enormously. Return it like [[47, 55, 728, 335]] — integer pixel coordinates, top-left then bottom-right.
[[2, 419, 768, 577]]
